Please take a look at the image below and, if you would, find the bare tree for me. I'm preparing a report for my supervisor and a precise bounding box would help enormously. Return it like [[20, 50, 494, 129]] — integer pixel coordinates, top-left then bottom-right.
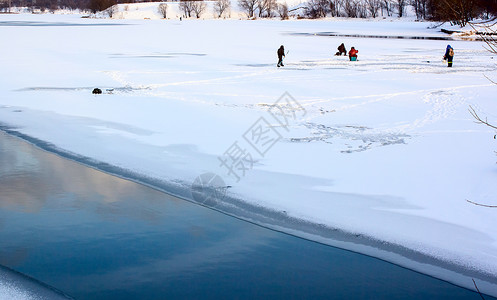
[[330, 0, 344, 16], [158, 3, 168, 18], [365, 0, 381, 17], [344, 0, 359, 17], [277, 2, 289, 19], [0, 0, 13, 12], [393, 0, 407, 17], [256, 0, 276, 17], [410, 0, 428, 19], [474, 22, 497, 135], [191, 0, 206, 18], [256, 0, 264, 17], [214, 0, 230, 17], [469, 105, 497, 174], [381, 0, 392, 16], [180, 0, 194, 17], [238, 0, 258, 17], [305, 0, 331, 18], [469, 106, 497, 131], [474, 21, 497, 55], [466, 199, 497, 207], [465, 22, 497, 208], [436, 0, 481, 26], [261, 0, 277, 17], [358, 1, 368, 17], [268, 0, 279, 16]]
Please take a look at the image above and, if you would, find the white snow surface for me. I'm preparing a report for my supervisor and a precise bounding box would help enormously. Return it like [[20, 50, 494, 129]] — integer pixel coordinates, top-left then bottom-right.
[[1, 13, 497, 294]]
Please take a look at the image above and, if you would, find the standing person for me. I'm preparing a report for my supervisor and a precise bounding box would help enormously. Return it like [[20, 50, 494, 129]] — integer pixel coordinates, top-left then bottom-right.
[[348, 46, 358, 61], [336, 43, 347, 56], [277, 45, 285, 67], [443, 45, 454, 67]]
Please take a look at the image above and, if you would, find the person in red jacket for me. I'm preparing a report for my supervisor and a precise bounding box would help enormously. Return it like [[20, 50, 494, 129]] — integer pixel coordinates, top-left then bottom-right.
[[349, 47, 358, 61]]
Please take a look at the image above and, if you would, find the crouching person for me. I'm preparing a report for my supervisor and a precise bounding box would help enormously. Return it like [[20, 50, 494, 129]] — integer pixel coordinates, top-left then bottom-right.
[[349, 47, 358, 61], [336, 43, 347, 56]]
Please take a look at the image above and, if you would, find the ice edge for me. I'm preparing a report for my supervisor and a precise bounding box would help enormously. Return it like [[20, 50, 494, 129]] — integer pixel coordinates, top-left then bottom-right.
[[1, 125, 495, 298]]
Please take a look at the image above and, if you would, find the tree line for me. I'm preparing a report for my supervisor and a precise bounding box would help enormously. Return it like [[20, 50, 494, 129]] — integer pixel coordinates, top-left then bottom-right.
[[0, 0, 91, 12], [1, 0, 496, 24], [299, 0, 497, 23]]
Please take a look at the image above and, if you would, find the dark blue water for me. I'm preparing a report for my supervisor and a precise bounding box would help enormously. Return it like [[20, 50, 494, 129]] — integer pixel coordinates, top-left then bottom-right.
[[0, 131, 491, 299]]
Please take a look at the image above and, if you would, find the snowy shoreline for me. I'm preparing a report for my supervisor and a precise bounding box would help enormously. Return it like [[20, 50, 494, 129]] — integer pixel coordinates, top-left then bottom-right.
[[1, 13, 497, 296]]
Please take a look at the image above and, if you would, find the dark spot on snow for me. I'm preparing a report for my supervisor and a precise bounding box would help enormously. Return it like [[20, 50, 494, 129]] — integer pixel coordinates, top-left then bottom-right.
[[16, 86, 148, 93]]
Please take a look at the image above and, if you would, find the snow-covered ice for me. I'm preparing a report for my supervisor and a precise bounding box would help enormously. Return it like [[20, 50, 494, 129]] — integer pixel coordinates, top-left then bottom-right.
[[1, 13, 497, 295]]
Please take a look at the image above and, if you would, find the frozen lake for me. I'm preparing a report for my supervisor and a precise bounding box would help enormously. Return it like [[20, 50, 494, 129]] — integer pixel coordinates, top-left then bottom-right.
[[1, 13, 497, 297], [0, 131, 491, 299]]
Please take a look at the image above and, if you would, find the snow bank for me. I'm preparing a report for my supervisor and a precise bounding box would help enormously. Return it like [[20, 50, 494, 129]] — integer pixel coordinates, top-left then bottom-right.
[[1, 13, 497, 296], [0, 265, 72, 300], [439, 20, 497, 40]]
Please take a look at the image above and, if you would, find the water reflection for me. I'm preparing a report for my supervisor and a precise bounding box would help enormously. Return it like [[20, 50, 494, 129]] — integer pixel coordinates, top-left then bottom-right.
[[0, 132, 178, 216], [0, 131, 276, 298], [0, 131, 490, 300], [65, 229, 274, 293]]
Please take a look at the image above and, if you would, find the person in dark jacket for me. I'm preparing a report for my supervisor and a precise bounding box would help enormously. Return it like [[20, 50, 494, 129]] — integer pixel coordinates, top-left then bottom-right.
[[336, 43, 347, 56], [277, 45, 285, 67], [443, 45, 454, 67], [348, 47, 358, 61]]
